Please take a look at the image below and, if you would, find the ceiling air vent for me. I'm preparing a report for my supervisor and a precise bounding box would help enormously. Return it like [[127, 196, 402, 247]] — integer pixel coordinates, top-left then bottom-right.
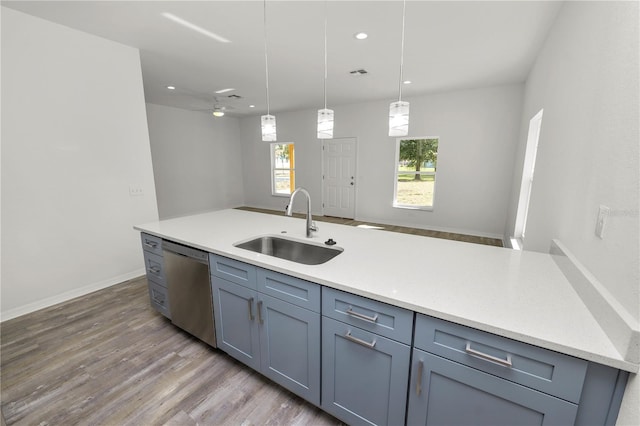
[[349, 69, 368, 76]]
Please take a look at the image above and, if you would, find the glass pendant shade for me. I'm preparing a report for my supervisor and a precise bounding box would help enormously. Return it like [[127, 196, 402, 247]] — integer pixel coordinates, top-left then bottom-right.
[[261, 114, 277, 141], [317, 108, 334, 139], [389, 101, 410, 137]]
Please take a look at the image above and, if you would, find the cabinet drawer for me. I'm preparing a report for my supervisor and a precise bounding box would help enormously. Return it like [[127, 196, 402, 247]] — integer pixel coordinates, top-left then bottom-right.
[[209, 254, 257, 289], [148, 280, 170, 319], [144, 251, 166, 287], [414, 314, 588, 403], [257, 269, 320, 312], [322, 287, 413, 345], [140, 233, 162, 255]]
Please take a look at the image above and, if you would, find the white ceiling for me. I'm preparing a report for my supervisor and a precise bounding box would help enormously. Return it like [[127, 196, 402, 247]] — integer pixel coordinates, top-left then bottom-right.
[[2, 1, 563, 117]]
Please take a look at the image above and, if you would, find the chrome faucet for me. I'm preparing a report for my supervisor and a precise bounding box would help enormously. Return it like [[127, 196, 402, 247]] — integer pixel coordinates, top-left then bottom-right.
[[285, 187, 318, 238]]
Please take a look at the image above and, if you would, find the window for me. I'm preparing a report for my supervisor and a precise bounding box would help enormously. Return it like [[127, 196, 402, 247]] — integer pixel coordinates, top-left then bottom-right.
[[271, 143, 295, 196], [393, 137, 438, 209]]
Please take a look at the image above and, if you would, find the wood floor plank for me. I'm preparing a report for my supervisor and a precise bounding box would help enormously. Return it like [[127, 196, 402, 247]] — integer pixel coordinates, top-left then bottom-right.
[[1, 277, 342, 425], [235, 206, 503, 247]]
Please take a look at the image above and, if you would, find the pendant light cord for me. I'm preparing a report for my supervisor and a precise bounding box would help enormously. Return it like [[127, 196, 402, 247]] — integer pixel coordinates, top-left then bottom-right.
[[263, 0, 271, 116], [397, 0, 407, 102], [323, 0, 328, 110]]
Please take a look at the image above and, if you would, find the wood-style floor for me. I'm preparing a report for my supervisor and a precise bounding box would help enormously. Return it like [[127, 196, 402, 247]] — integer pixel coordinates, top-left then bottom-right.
[[0, 277, 341, 426], [236, 206, 503, 247]]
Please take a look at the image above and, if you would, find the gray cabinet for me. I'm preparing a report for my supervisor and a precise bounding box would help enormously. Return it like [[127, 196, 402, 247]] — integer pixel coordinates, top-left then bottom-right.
[[407, 349, 578, 425], [211, 276, 261, 370], [140, 233, 170, 319], [321, 288, 412, 425], [210, 254, 321, 405], [408, 314, 614, 426], [258, 292, 320, 404]]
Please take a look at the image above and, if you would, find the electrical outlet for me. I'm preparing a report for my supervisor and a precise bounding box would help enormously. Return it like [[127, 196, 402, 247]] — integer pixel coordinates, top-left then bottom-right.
[[595, 205, 610, 239], [129, 184, 144, 197]]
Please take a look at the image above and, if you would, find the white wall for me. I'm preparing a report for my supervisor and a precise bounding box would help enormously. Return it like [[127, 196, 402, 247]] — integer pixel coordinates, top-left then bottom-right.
[[1, 7, 159, 320], [145, 103, 245, 219], [506, 1, 639, 322], [240, 84, 523, 238], [503, 2, 639, 424]]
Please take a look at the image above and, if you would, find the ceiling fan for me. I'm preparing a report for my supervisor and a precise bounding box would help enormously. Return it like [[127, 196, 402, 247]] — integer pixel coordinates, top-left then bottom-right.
[[198, 95, 241, 118], [167, 86, 242, 117]]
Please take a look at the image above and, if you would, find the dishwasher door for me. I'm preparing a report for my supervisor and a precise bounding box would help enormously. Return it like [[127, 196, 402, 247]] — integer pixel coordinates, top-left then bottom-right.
[[163, 242, 216, 347]]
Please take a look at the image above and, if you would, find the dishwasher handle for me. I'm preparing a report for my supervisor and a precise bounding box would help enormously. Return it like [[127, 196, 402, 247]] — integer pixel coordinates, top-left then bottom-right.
[[162, 240, 209, 264]]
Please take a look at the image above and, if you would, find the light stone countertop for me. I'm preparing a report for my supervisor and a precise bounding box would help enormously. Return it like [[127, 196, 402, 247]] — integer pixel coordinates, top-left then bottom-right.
[[135, 209, 638, 373]]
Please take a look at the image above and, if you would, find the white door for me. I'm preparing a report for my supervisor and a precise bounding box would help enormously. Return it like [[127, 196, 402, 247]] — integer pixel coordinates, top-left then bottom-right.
[[322, 138, 356, 219]]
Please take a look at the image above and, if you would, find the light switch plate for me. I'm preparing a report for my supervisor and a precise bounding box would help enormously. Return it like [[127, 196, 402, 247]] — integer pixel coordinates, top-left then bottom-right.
[[129, 184, 144, 197], [595, 205, 609, 239]]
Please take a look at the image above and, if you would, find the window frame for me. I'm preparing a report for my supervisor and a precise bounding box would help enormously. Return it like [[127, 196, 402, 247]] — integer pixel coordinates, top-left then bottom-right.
[[270, 142, 295, 197], [392, 136, 439, 211]]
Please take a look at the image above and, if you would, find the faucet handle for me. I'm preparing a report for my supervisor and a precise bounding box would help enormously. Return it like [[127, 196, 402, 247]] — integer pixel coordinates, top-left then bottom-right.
[[310, 221, 318, 232]]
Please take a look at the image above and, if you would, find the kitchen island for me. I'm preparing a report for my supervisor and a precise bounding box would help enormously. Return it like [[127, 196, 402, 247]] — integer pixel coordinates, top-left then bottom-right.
[[135, 208, 637, 425]]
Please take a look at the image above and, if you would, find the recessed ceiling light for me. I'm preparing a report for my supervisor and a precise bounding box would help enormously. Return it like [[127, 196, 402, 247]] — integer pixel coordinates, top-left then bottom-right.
[[403, 80, 412, 85], [354, 32, 368, 40], [166, 85, 176, 90], [249, 105, 256, 108], [162, 12, 230, 43], [212, 110, 225, 117], [215, 88, 235, 94]]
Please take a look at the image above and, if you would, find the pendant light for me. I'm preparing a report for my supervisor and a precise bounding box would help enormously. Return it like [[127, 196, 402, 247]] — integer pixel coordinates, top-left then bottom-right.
[[317, 0, 334, 139], [261, 0, 276, 141], [389, 0, 409, 137]]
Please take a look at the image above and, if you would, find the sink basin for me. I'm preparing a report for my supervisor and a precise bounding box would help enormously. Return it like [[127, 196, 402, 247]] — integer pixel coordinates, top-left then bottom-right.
[[234, 236, 343, 265]]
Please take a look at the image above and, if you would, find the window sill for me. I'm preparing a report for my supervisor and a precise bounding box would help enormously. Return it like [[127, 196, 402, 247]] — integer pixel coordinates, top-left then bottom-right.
[[272, 193, 291, 198], [392, 204, 434, 212]]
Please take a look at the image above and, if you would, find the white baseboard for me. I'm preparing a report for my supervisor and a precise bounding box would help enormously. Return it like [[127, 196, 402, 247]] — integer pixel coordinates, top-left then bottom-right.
[[0, 269, 146, 323], [550, 239, 639, 363]]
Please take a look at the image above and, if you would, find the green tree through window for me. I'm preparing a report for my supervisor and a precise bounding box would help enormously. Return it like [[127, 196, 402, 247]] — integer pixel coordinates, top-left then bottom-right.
[[395, 138, 439, 208]]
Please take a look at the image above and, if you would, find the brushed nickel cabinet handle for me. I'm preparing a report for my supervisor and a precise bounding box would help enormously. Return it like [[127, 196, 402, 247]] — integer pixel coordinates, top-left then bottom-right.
[[248, 297, 255, 321], [416, 359, 424, 395], [346, 307, 379, 323], [257, 300, 264, 324], [149, 266, 160, 274], [144, 242, 157, 248], [344, 330, 376, 348], [465, 342, 513, 367]]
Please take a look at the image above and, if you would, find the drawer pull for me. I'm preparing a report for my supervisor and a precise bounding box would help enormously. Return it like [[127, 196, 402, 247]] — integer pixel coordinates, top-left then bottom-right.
[[248, 297, 255, 321], [346, 307, 379, 323], [257, 300, 264, 324], [344, 330, 376, 349], [144, 241, 158, 248], [465, 342, 513, 367], [416, 359, 424, 396], [148, 266, 161, 274]]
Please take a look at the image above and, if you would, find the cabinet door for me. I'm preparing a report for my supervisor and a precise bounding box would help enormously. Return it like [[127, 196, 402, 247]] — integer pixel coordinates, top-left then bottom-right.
[[211, 277, 260, 371], [407, 349, 578, 426], [321, 317, 410, 426], [258, 293, 320, 405]]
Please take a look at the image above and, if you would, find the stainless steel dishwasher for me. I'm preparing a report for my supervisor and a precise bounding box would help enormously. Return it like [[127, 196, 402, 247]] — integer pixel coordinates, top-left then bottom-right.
[[163, 240, 216, 347]]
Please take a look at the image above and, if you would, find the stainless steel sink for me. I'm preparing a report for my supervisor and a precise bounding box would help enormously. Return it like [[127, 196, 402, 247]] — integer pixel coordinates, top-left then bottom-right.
[[234, 236, 343, 265]]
